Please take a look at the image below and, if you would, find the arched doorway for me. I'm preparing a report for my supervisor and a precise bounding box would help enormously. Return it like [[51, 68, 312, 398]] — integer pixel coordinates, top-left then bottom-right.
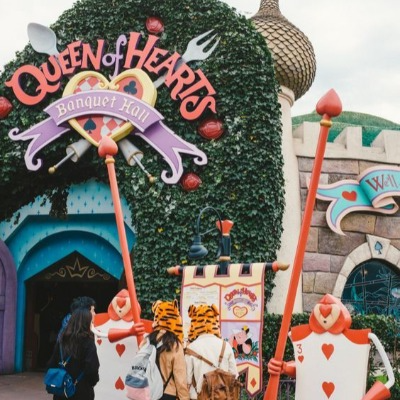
[[0, 180, 136, 372], [24, 251, 119, 371]]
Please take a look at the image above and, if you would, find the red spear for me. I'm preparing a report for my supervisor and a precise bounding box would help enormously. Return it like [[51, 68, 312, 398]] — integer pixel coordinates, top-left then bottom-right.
[[264, 89, 342, 399], [98, 135, 143, 344]]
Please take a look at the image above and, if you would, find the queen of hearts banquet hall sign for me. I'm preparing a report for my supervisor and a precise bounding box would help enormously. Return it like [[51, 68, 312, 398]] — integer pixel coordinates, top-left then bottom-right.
[[5, 24, 220, 183]]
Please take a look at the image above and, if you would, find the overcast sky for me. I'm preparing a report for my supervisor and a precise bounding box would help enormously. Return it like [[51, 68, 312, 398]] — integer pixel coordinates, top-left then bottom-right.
[[1, 0, 400, 124]]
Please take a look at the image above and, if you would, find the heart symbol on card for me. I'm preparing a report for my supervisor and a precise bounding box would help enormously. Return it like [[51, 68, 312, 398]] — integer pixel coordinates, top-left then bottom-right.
[[63, 69, 156, 146], [97, 338, 102, 345], [322, 343, 334, 360], [322, 382, 335, 398], [298, 355, 304, 363], [233, 306, 248, 318], [342, 190, 357, 201], [115, 377, 125, 390], [116, 343, 126, 357]]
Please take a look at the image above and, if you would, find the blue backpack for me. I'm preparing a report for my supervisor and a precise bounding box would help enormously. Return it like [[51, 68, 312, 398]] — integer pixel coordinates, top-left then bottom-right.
[[44, 343, 84, 398]]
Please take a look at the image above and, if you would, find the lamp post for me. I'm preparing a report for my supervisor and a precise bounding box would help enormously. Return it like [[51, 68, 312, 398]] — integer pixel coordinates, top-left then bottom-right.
[[183, 206, 289, 276], [187, 206, 233, 274]]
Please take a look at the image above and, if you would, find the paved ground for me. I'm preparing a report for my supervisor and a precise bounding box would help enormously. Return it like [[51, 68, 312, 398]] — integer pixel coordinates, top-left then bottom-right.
[[0, 372, 47, 400]]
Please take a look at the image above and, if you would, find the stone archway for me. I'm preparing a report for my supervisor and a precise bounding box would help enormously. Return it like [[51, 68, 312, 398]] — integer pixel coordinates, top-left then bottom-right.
[[332, 234, 400, 298]]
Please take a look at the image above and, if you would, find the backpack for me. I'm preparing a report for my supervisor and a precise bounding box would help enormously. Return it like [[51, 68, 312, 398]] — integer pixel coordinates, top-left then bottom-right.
[[125, 339, 172, 400], [44, 344, 84, 398], [185, 341, 242, 400]]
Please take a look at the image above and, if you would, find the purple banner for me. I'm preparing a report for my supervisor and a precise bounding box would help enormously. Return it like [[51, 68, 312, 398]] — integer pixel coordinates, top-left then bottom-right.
[[8, 90, 207, 183]]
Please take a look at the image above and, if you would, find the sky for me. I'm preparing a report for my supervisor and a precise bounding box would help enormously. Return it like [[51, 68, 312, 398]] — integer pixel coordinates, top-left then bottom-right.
[[1, 0, 400, 124]]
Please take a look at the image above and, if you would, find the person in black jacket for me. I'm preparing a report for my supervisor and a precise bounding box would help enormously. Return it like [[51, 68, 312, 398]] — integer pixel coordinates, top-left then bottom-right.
[[48, 308, 100, 399], [57, 296, 96, 341]]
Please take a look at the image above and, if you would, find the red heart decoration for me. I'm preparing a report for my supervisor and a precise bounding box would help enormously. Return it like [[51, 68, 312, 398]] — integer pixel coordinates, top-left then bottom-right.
[[97, 338, 102, 345], [316, 89, 342, 117], [116, 343, 126, 357], [298, 355, 304, 363], [115, 377, 125, 390], [98, 135, 118, 158], [322, 343, 334, 360], [342, 190, 357, 201], [322, 382, 335, 398]]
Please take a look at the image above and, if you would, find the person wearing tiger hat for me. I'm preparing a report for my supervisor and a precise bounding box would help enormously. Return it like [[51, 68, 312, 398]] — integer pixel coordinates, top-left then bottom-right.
[[185, 304, 238, 399], [146, 299, 190, 400]]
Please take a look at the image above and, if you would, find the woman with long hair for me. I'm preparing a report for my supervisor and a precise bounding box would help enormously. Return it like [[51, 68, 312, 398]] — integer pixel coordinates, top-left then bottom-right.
[[147, 300, 189, 400], [47, 307, 100, 399]]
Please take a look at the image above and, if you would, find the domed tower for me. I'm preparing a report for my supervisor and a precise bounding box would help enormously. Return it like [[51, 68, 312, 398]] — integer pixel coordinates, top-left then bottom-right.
[[251, 0, 316, 100], [251, 0, 316, 314]]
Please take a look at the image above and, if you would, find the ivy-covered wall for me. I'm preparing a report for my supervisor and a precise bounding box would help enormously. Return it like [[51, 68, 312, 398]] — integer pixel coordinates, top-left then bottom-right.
[[0, 0, 284, 314]]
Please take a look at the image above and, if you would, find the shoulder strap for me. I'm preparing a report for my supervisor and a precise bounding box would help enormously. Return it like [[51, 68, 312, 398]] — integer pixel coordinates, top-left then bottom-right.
[[75, 371, 85, 385], [59, 341, 84, 383], [58, 342, 70, 366], [185, 348, 216, 368], [217, 341, 226, 368], [163, 371, 173, 389], [155, 344, 173, 389]]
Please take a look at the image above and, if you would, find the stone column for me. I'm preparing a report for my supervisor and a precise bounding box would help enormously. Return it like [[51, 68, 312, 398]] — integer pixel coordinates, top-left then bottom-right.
[[267, 85, 303, 313]]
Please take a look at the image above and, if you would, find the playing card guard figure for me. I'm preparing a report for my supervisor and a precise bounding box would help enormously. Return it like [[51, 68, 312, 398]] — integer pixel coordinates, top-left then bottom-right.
[[268, 294, 395, 400]]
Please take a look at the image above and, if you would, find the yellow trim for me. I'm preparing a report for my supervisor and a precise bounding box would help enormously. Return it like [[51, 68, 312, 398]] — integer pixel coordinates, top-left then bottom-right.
[[63, 69, 157, 146], [320, 119, 332, 128]]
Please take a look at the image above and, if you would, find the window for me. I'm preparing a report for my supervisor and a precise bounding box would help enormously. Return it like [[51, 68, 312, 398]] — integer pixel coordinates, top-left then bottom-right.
[[342, 259, 400, 318]]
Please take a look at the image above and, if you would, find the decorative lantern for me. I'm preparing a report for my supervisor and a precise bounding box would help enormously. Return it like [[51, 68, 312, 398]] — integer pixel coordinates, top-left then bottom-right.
[[145, 16, 164, 35], [180, 172, 202, 191], [0, 97, 12, 119], [197, 117, 224, 140]]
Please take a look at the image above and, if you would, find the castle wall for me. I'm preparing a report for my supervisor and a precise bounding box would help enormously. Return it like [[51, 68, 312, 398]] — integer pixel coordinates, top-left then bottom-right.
[[294, 124, 400, 311]]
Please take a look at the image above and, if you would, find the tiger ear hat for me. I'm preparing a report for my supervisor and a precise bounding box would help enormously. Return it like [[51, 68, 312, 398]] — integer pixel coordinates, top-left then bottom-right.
[[188, 303, 221, 342], [151, 299, 184, 343]]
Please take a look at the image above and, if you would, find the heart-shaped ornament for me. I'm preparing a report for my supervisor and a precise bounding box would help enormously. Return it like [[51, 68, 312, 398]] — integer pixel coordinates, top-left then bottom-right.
[[233, 306, 248, 318], [63, 69, 157, 146], [342, 190, 357, 201]]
